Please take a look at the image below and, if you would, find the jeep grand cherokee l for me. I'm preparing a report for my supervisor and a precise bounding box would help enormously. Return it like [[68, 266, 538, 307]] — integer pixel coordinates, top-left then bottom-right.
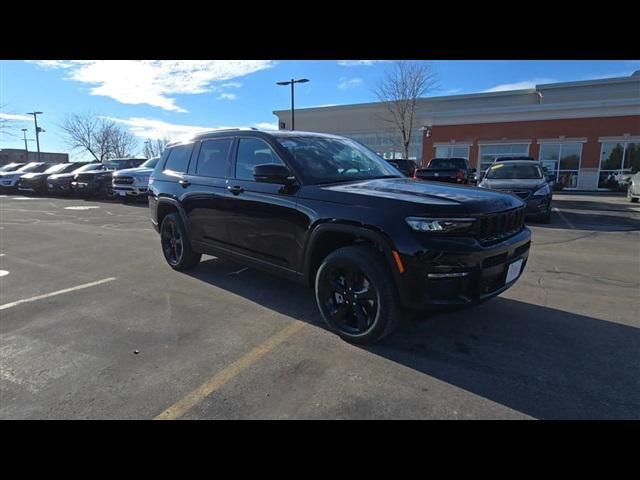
[[149, 129, 531, 344]]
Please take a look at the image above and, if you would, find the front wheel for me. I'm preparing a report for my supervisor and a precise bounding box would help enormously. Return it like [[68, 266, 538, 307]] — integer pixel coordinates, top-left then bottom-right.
[[315, 246, 401, 344], [628, 185, 638, 203], [160, 213, 201, 270]]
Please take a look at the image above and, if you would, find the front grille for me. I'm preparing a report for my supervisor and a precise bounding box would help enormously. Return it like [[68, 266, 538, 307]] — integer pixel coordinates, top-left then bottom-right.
[[476, 208, 525, 243], [497, 189, 532, 200], [76, 173, 95, 182], [114, 176, 134, 185]]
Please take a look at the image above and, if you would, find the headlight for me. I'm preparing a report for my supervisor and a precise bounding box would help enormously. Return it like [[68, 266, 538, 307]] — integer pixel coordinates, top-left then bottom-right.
[[136, 176, 150, 184], [406, 217, 476, 233], [533, 184, 551, 196]]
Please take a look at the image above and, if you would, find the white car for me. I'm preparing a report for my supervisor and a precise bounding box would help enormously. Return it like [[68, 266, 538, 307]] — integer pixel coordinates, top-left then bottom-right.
[[0, 162, 50, 191], [627, 172, 640, 203]]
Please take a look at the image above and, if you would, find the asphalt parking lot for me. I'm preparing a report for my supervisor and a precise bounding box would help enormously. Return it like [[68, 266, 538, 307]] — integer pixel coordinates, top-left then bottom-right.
[[1, 192, 639, 419]]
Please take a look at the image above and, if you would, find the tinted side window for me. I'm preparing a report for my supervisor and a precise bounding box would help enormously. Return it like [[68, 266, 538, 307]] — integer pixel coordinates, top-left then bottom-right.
[[235, 138, 284, 181], [195, 138, 232, 178], [164, 144, 194, 173]]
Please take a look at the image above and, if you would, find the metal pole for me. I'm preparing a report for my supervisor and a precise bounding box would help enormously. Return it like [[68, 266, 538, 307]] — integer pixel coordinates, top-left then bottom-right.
[[290, 79, 295, 131], [22, 129, 29, 162], [33, 114, 42, 163]]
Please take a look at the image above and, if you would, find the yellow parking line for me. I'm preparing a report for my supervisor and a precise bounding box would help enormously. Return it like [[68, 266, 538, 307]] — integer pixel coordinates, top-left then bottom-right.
[[154, 320, 306, 420]]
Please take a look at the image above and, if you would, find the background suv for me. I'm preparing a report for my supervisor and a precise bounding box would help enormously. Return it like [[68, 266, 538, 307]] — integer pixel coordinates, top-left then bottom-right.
[[112, 157, 160, 201], [149, 129, 531, 344]]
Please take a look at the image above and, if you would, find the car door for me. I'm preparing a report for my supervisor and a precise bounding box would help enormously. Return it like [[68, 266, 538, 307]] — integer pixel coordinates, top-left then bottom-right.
[[226, 136, 300, 271], [178, 138, 234, 251]]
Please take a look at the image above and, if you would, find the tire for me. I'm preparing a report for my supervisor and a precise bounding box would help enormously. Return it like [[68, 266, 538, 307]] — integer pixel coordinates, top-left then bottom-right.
[[160, 213, 201, 271], [315, 245, 401, 344], [628, 186, 638, 203]]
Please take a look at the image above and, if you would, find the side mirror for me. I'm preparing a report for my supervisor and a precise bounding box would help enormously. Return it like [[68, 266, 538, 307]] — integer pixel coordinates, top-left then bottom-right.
[[253, 164, 295, 184]]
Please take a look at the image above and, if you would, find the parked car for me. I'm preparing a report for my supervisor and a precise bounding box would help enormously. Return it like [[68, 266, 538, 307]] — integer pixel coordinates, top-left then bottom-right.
[[0, 162, 26, 173], [18, 162, 91, 194], [0, 162, 51, 192], [414, 157, 475, 184], [47, 162, 103, 194], [386, 159, 418, 177], [478, 160, 552, 223], [493, 156, 536, 164], [149, 128, 531, 345], [627, 172, 640, 203], [71, 158, 146, 197], [112, 157, 160, 201]]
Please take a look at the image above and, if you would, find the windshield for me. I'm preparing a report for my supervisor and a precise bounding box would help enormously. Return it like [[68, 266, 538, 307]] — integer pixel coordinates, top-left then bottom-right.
[[429, 158, 466, 170], [44, 163, 73, 174], [0, 163, 23, 172], [72, 163, 101, 173], [275, 136, 401, 184], [16, 163, 44, 173], [141, 157, 159, 169], [486, 163, 543, 180], [104, 159, 144, 170]]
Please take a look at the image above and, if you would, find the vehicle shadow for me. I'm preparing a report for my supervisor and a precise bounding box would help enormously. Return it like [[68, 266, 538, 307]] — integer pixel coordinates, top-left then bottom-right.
[[528, 209, 640, 232], [553, 197, 638, 213], [186, 257, 640, 419]]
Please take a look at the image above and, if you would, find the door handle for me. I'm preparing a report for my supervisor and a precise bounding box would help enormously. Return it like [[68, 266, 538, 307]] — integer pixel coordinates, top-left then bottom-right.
[[227, 185, 244, 195], [179, 179, 191, 188]]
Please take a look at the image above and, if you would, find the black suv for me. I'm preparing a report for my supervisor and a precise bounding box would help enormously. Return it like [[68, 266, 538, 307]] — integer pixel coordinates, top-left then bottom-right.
[[149, 129, 531, 344], [71, 158, 146, 197]]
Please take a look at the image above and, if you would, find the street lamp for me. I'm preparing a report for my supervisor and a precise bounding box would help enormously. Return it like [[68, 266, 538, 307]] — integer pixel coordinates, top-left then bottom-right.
[[276, 78, 309, 131], [26, 111, 43, 163], [21, 128, 34, 162]]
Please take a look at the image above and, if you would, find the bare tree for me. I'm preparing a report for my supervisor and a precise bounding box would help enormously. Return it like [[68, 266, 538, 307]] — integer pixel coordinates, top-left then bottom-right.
[[110, 127, 139, 158], [59, 113, 138, 161], [0, 104, 21, 139], [374, 61, 439, 160], [142, 137, 170, 158]]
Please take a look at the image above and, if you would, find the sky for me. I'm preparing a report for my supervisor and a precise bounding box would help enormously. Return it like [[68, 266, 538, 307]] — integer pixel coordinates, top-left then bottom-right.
[[1, 60, 639, 161]]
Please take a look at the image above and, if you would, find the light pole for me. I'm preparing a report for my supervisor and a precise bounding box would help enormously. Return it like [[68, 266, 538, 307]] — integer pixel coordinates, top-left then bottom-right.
[[276, 78, 309, 131], [21, 128, 30, 162], [26, 111, 44, 163]]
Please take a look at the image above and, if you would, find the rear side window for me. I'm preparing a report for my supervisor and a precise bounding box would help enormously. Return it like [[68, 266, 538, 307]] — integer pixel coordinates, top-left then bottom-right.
[[164, 144, 194, 173], [196, 138, 232, 178], [235, 138, 284, 181]]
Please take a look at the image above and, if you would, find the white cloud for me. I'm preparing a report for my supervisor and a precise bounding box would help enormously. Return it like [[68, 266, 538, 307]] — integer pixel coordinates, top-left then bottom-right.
[[338, 60, 378, 67], [443, 88, 462, 95], [0, 113, 33, 122], [31, 60, 273, 112], [252, 122, 278, 131], [103, 116, 222, 142], [338, 77, 364, 90], [483, 78, 557, 92], [217, 93, 237, 101]]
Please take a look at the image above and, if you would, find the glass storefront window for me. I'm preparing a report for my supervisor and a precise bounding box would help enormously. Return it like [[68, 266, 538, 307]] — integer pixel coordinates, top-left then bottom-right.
[[599, 141, 640, 189], [539, 142, 582, 189], [434, 145, 470, 160], [478, 143, 530, 174]]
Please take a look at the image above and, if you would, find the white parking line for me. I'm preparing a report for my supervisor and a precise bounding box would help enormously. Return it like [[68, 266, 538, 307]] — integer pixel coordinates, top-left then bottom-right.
[[0, 277, 117, 311], [552, 207, 575, 230]]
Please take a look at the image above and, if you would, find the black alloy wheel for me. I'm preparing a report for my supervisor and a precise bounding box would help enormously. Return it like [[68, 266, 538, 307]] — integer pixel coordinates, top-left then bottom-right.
[[161, 217, 184, 266], [320, 264, 378, 335]]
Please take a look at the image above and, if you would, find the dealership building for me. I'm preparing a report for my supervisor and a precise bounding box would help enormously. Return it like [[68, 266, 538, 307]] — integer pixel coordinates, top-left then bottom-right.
[[0, 149, 69, 166], [274, 72, 640, 190]]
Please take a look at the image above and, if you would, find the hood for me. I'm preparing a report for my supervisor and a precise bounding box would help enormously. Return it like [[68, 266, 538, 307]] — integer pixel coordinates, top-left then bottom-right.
[[304, 177, 523, 215], [113, 167, 153, 177], [0, 172, 23, 179], [76, 170, 113, 179], [480, 178, 546, 191]]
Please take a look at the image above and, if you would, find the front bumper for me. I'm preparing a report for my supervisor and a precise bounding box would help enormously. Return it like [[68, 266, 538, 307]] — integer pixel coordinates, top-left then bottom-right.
[[397, 227, 531, 310], [71, 181, 102, 194], [524, 194, 552, 216], [112, 185, 149, 197]]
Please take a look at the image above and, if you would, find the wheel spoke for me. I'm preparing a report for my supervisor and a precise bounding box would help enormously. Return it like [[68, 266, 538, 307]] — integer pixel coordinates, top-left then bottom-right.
[[353, 304, 369, 331], [329, 278, 345, 293], [328, 303, 349, 325], [355, 285, 375, 301]]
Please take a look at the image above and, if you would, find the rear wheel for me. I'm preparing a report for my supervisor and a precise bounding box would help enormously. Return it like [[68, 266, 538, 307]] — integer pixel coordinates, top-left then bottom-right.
[[315, 246, 401, 344], [160, 213, 201, 270]]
